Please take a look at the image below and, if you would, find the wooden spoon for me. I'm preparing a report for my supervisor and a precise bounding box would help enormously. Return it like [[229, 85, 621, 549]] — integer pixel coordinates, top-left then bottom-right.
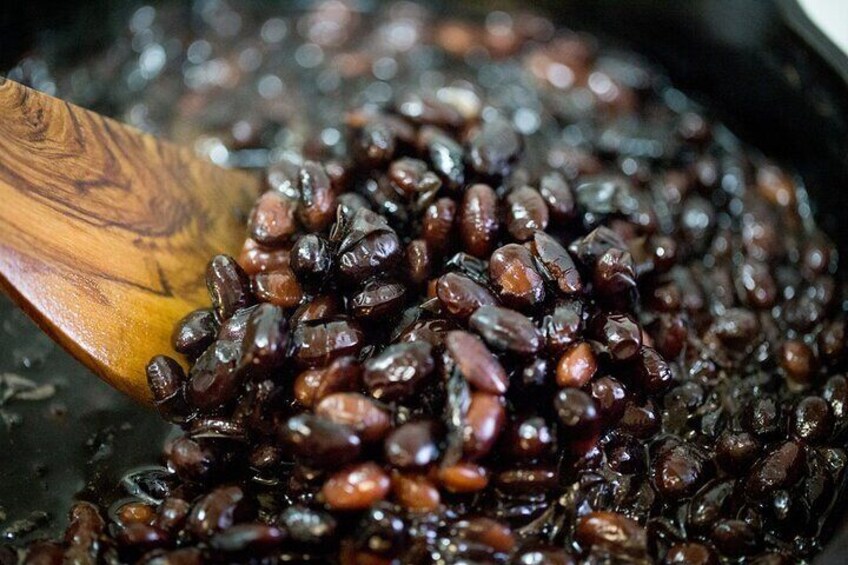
[[0, 78, 260, 403]]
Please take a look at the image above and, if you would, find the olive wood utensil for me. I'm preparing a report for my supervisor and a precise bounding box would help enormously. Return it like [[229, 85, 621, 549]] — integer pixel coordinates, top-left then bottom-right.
[[0, 78, 260, 402]]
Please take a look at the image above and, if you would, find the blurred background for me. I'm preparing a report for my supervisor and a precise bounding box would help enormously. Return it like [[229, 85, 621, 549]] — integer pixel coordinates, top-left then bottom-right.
[[0, 0, 846, 554]]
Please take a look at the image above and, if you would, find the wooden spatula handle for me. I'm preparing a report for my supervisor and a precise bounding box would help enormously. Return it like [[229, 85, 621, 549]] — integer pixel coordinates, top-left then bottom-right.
[[0, 78, 259, 402]]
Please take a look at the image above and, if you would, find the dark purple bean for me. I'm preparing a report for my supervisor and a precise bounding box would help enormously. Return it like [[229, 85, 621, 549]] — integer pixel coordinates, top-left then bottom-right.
[[351, 280, 407, 321], [463, 392, 506, 460], [297, 161, 335, 232], [422, 197, 456, 253], [406, 239, 432, 286], [539, 171, 575, 223], [489, 244, 545, 310], [278, 414, 362, 468], [388, 157, 442, 195], [531, 231, 583, 295], [363, 342, 435, 401], [186, 340, 242, 412], [459, 183, 499, 258], [710, 519, 760, 557], [168, 437, 223, 483], [436, 272, 498, 320], [352, 506, 408, 557], [291, 319, 365, 368], [500, 415, 554, 461], [468, 305, 540, 355], [206, 255, 255, 321], [146, 355, 190, 422], [239, 303, 288, 374], [468, 116, 521, 177], [590, 376, 627, 425], [209, 524, 286, 554], [543, 299, 584, 355], [419, 126, 465, 189], [591, 311, 642, 362], [186, 485, 253, 538], [554, 389, 600, 452], [664, 543, 718, 565], [247, 191, 298, 246], [652, 443, 712, 500], [793, 396, 832, 443], [634, 346, 674, 393], [384, 420, 441, 469], [505, 186, 548, 242], [291, 234, 332, 282], [745, 441, 805, 501], [715, 432, 760, 474], [446, 330, 508, 394], [575, 512, 647, 559], [172, 308, 218, 359], [592, 247, 636, 299], [315, 392, 391, 442]]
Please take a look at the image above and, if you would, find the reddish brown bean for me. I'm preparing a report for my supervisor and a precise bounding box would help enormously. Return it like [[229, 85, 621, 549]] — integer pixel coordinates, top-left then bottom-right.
[[322, 463, 391, 510], [556, 342, 597, 388], [446, 330, 508, 394], [248, 191, 298, 246], [459, 183, 499, 258], [436, 272, 498, 320], [505, 186, 549, 242], [489, 244, 546, 310], [391, 474, 441, 512], [463, 392, 506, 460], [315, 393, 392, 442]]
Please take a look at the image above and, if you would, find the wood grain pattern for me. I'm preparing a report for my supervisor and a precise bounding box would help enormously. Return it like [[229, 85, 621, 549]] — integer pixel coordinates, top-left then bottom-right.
[[0, 78, 259, 402]]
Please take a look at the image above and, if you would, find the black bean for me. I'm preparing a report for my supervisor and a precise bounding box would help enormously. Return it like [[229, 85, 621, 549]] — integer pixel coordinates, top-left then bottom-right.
[[206, 255, 255, 321], [489, 244, 545, 310], [278, 414, 362, 468], [436, 272, 498, 320], [468, 116, 521, 177], [505, 186, 548, 242], [363, 342, 435, 401], [186, 341, 242, 412], [172, 308, 219, 359], [239, 303, 288, 374], [459, 183, 499, 258], [186, 486, 253, 538], [531, 231, 583, 295], [468, 306, 540, 355], [351, 280, 407, 321], [384, 420, 441, 469], [291, 319, 365, 368], [291, 234, 332, 282]]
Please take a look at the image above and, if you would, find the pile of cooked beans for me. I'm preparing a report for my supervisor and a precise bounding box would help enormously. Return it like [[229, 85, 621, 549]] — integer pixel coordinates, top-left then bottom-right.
[[15, 2, 848, 564]]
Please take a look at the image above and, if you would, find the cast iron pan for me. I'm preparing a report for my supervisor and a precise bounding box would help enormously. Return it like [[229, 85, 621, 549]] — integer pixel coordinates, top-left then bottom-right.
[[1, 0, 846, 560]]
